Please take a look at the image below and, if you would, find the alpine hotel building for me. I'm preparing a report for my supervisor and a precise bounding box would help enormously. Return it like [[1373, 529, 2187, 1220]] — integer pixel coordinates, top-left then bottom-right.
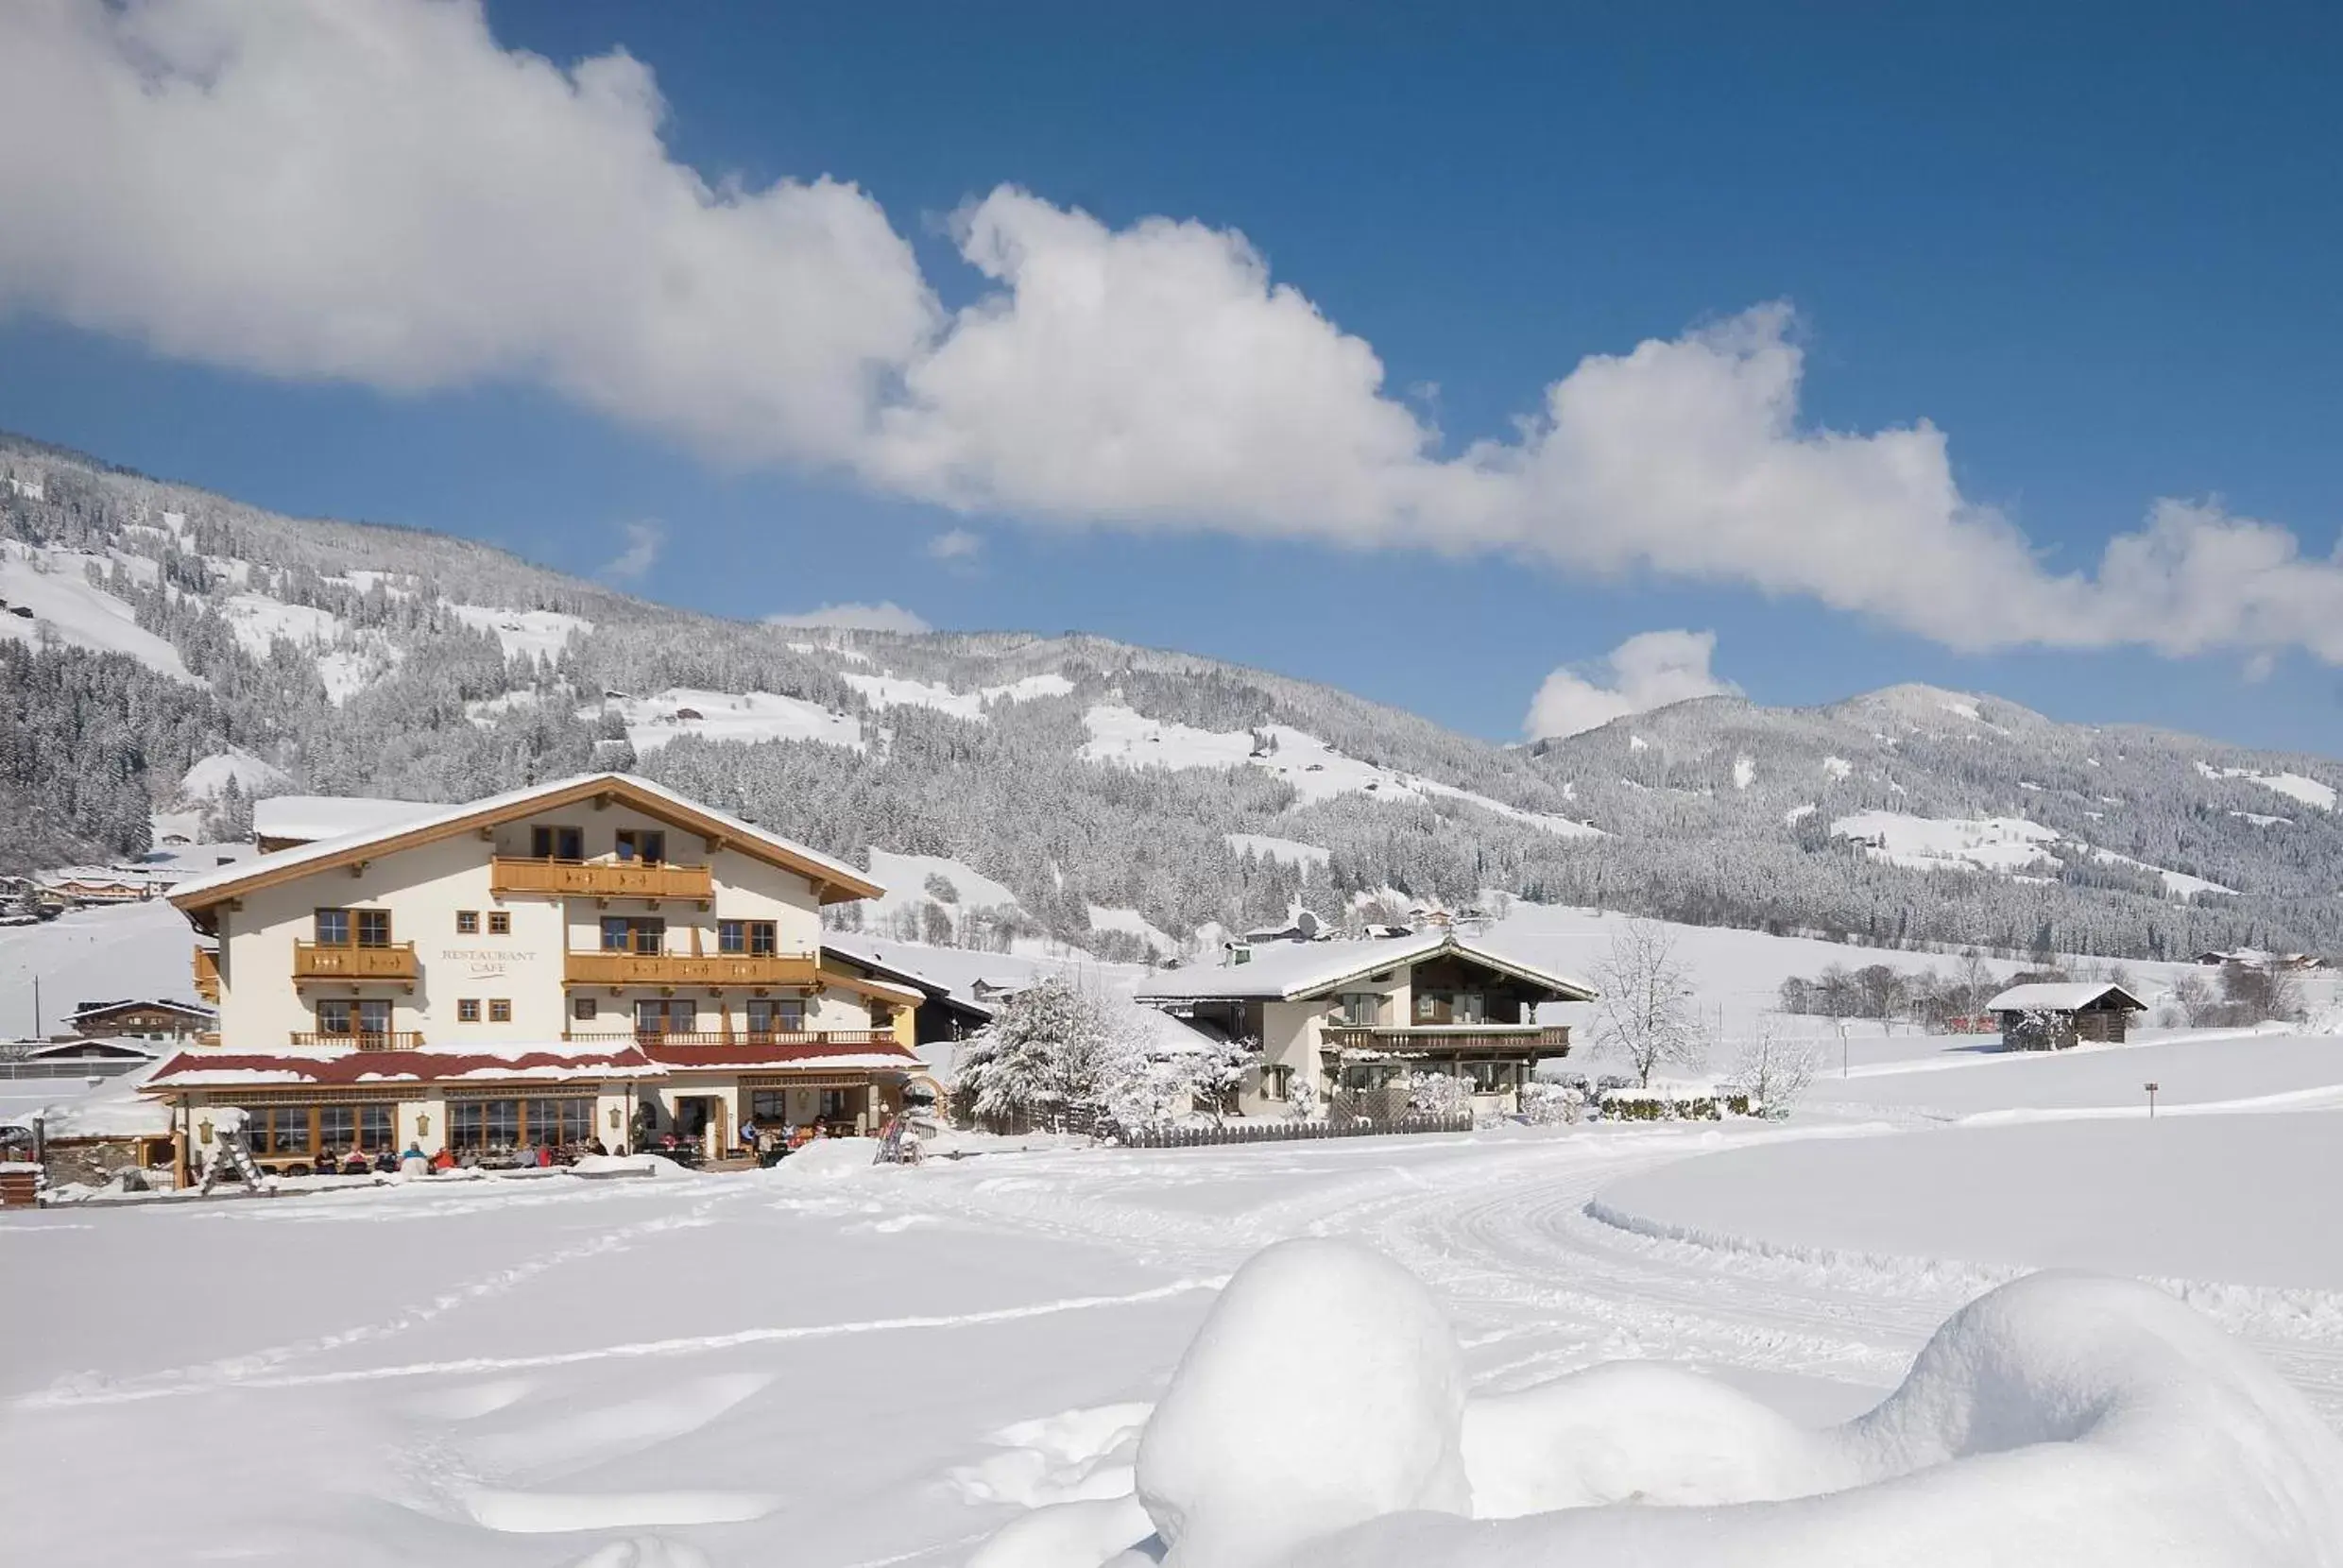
[[149, 773, 927, 1179]]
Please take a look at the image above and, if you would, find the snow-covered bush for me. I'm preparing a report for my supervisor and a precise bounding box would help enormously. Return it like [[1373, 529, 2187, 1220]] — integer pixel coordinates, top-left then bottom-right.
[[1518, 1082, 1585, 1125], [1401, 1071, 1471, 1117], [1285, 1073, 1319, 1120]]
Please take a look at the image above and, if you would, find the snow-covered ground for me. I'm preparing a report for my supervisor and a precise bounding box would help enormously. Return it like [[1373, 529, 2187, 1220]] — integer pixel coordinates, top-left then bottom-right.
[[598, 688, 866, 754], [10, 1088, 2343, 1565], [10, 908, 2343, 1563], [0, 900, 200, 1034]]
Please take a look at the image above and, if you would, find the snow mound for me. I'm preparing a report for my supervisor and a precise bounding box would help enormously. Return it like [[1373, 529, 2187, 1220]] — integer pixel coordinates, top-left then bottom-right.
[[983, 1245, 2343, 1568], [176, 747, 292, 802], [1135, 1238, 1471, 1568]]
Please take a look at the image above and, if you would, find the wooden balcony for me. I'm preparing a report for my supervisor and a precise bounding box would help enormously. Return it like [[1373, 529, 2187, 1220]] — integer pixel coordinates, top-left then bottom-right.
[[292, 941, 419, 985], [490, 856, 713, 903], [288, 1031, 426, 1052], [1321, 1024, 1572, 1058], [563, 1029, 898, 1048], [562, 950, 822, 988], [192, 946, 220, 1003]]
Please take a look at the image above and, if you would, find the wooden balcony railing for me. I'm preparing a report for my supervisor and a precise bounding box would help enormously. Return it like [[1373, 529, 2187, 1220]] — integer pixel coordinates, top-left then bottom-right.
[[562, 950, 821, 988], [489, 856, 713, 902], [192, 946, 221, 1003], [563, 1029, 898, 1048], [288, 1031, 426, 1052], [1321, 1024, 1572, 1056], [293, 941, 419, 983]]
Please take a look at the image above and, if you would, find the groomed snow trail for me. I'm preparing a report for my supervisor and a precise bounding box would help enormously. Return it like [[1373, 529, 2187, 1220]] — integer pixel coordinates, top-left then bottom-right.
[[886, 1128, 2343, 1427]]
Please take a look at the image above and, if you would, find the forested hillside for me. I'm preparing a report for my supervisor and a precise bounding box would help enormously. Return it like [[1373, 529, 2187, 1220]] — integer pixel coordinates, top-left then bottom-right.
[[5, 429, 2342, 963]]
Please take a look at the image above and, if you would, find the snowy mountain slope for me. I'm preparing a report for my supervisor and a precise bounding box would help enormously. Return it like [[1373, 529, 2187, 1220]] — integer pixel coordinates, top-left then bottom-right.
[[8, 429, 2343, 962]]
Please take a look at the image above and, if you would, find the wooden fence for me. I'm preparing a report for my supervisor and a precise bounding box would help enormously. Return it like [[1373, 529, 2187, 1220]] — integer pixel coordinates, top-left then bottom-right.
[[1111, 1113, 1473, 1150]]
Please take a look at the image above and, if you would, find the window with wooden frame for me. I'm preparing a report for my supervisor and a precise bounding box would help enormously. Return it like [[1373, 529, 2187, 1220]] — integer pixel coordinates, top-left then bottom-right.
[[530, 825, 584, 861], [488, 998, 512, 1023], [316, 998, 353, 1034], [744, 997, 803, 1037], [614, 827, 667, 863], [354, 909, 392, 947], [487, 911, 511, 935], [313, 907, 351, 946], [717, 919, 778, 956], [457, 998, 481, 1023], [1338, 992, 1382, 1026], [455, 911, 480, 934], [600, 915, 664, 953], [572, 997, 599, 1022]]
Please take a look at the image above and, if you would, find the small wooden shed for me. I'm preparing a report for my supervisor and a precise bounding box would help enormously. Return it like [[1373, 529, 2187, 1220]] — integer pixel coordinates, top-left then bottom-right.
[[1987, 980, 2148, 1050]]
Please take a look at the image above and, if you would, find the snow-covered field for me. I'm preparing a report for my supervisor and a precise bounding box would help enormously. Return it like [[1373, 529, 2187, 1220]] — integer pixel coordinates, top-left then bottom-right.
[[11, 1034, 2343, 1564], [9, 908, 2343, 1563]]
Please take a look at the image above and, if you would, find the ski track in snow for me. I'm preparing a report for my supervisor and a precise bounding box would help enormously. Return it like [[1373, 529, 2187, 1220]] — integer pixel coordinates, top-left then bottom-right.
[[871, 1129, 2343, 1428]]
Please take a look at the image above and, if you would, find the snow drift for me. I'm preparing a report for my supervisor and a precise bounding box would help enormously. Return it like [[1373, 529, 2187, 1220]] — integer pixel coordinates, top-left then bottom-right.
[[978, 1239, 2343, 1567]]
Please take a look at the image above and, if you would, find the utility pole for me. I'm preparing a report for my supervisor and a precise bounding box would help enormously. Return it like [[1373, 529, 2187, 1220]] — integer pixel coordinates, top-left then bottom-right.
[[30, 974, 39, 1039]]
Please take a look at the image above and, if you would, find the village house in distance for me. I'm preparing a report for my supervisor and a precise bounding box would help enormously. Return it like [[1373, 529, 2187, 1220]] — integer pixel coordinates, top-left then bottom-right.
[[1137, 929, 1597, 1117], [148, 773, 931, 1179]]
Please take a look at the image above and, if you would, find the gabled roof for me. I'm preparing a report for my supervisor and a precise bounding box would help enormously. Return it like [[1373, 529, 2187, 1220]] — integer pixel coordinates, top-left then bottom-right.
[[1136, 932, 1598, 1005], [252, 795, 441, 844], [1987, 981, 2148, 1014], [168, 773, 881, 915], [69, 997, 214, 1021]]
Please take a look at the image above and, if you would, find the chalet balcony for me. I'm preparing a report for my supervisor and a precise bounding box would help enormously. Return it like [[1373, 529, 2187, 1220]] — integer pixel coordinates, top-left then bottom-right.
[[1320, 1023, 1572, 1058], [292, 941, 419, 985], [490, 856, 713, 903], [288, 1031, 426, 1051], [562, 950, 822, 988], [562, 1029, 898, 1048], [192, 946, 220, 1003]]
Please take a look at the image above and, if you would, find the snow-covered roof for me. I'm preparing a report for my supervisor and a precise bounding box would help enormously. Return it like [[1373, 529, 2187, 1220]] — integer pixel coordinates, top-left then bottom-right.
[[251, 794, 441, 844], [819, 935, 994, 1016], [1136, 932, 1598, 1004], [5, 1061, 175, 1138], [1987, 981, 2148, 1014], [145, 1042, 665, 1089], [172, 773, 881, 908]]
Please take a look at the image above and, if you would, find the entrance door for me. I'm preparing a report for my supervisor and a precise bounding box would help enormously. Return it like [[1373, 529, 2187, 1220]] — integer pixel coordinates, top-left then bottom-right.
[[672, 1095, 727, 1158]]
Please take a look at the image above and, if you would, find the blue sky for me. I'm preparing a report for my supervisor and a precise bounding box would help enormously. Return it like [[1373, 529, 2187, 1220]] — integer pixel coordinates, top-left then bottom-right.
[[2, 2, 2340, 751]]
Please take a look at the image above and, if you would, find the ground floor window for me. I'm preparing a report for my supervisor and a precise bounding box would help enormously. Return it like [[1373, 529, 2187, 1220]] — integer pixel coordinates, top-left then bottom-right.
[[749, 1089, 791, 1122], [451, 1097, 593, 1152], [1462, 1060, 1516, 1094], [1262, 1064, 1293, 1099], [317, 1103, 395, 1151], [528, 1098, 594, 1147], [248, 1106, 311, 1156], [237, 1103, 395, 1159], [817, 1088, 853, 1120]]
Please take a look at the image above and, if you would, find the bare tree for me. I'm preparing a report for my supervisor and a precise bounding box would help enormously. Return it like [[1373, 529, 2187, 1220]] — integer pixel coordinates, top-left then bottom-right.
[[1954, 948, 1997, 1030], [1591, 920, 1708, 1087], [1731, 1022, 1818, 1117]]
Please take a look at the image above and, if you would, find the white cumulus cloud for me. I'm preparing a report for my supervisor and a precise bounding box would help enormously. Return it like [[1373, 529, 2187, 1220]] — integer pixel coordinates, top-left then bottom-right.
[[7, 0, 2343, 672], [599, 520, 663, 584], [926, 527, 983, 562], [764, 602, 932, 634], [1525, 630, 1740, 741]]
